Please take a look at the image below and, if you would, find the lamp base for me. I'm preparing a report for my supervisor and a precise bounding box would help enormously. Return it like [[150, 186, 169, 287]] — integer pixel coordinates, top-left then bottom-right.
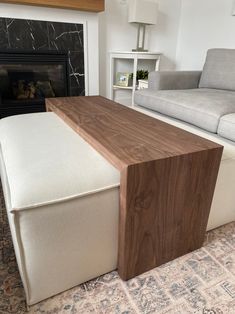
[[133, 24, 148, 52]]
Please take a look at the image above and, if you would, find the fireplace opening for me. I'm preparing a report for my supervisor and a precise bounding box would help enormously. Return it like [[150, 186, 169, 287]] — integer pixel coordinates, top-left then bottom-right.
[[0, 51, 70, 118]]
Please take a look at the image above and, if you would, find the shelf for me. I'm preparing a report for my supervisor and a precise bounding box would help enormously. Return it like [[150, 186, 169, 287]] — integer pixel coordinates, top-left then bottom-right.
[[110, 51, 162, 55], [110, 52, 162, 61], [113, 85, 133, 90], [110, 52, 161, 106]]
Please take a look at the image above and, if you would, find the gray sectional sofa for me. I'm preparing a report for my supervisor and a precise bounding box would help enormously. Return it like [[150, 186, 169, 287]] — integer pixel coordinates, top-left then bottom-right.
[[135, 48, 235, 140], [134, 48, 235, 231]]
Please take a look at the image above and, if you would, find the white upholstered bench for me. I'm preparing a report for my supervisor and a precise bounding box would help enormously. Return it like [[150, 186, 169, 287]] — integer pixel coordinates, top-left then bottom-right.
[[0, 112, 120, 305]]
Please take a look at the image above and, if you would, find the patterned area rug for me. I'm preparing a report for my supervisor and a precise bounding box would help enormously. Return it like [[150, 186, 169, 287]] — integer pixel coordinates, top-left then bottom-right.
[[0, 186, 234, 314]]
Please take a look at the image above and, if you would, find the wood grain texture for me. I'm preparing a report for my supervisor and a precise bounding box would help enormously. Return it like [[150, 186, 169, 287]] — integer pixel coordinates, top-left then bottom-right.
[[0, 0, 105, 12], [46, 96, 223, 280], [119, 150, 222, 279]]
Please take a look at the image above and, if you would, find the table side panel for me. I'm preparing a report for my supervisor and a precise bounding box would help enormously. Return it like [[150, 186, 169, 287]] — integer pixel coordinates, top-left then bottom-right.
[[118, 147, 223, 279]]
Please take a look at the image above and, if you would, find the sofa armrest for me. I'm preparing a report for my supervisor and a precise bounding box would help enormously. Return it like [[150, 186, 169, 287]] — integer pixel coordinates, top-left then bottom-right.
[[148, 71, 202, 90]]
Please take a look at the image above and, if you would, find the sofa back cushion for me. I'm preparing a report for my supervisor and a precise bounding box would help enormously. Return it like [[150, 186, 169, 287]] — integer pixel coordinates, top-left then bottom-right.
[[199, 48, 235, 91]]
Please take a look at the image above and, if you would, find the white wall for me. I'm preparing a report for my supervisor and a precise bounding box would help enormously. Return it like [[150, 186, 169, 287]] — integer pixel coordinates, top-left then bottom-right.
[[0, 3, 99, 95], [148, 0, 182, 69], [99, 0, 182, 98], [176, 0, 235, 70]]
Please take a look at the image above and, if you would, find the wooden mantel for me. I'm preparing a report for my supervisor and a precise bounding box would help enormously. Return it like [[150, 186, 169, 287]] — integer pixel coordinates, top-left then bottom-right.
[[0, 0, 105, 12]]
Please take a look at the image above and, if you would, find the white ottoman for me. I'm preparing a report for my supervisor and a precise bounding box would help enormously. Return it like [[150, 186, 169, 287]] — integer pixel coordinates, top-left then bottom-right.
[[0, 112, 120, 305]]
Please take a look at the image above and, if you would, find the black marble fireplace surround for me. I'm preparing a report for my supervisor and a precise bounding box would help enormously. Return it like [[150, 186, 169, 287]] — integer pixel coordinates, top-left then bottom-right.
[[0, 17, 85, 118]]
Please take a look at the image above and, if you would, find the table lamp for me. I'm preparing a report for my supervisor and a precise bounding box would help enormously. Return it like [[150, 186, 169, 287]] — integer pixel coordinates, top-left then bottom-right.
[[128, 0, 158, 52]]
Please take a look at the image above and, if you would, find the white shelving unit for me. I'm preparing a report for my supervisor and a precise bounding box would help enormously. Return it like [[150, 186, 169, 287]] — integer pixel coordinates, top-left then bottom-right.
[[109, 51, 161, 107]]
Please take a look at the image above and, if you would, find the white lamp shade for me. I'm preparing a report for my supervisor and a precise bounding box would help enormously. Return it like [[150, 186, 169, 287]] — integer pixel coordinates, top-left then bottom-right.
[[128, 0, 158, 25]]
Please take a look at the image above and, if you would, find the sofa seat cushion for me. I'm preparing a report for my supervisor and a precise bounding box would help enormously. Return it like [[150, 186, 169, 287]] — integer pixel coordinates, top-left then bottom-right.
[[218, 113, 235, 142], [199, 49, 235, 91], [134, 88, 235, 133], [0, 112, 120, 211]]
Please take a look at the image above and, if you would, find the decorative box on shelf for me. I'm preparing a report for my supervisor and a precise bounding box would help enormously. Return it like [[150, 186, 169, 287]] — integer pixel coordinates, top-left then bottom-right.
[[138, 79, 148, 90]]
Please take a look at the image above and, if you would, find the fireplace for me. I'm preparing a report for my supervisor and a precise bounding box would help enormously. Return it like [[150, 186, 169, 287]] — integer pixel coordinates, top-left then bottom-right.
[[0, 17, 85, 118], [0, 51, 70, 118]]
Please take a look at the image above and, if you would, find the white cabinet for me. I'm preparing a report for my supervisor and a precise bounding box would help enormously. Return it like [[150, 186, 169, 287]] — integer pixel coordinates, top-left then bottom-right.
[[109, 51, 161, 107]]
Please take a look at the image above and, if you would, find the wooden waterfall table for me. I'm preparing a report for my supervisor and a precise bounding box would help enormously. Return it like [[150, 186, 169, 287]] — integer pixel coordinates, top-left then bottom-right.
[[46, 96, 223, 280]]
